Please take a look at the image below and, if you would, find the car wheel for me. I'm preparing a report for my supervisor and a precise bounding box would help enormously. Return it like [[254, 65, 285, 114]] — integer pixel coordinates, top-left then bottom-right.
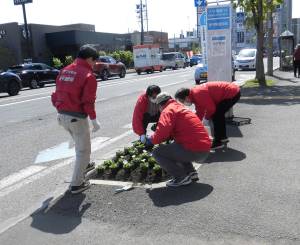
[[39, 82, 45, 88], [137, 71, 141, 75], [101, 70, 109, 81], [119, 68, 126, 78], [8, 80, 20, 96], [195, 80, 201, 85], [30, 79, 39, 89], [159, 67, 163, 72]]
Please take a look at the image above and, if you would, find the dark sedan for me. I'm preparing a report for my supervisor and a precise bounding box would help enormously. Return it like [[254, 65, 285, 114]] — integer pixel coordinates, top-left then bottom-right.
[[8, 63, 60, 89], [0, 71, 22, 96]]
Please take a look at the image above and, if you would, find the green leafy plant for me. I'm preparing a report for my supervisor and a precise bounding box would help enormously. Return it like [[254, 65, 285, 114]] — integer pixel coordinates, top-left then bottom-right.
[[153, 164, 162, 172], [64, 56, 74, 66], [52, 57, 63, 69]]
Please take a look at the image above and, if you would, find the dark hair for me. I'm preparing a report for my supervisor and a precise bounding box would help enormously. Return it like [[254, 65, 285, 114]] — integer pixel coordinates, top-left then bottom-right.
[[158, 97, 171, 106], [175, 88, 190, 101], [77, 45, 98, 60], [146, 85, 161, 97]]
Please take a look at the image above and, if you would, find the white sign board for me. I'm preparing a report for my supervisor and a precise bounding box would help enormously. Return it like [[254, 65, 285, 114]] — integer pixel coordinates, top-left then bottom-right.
[[207, 4, 232, 82], [199, 11, 208, 67]]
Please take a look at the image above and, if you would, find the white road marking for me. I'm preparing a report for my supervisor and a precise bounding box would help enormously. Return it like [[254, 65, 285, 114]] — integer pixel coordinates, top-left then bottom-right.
[[34, 137, 110, 164], [0, 95, 51, 107], [0, 91, 53, 102], [0, 129, 133, 198], [0, 166, 46, 191]]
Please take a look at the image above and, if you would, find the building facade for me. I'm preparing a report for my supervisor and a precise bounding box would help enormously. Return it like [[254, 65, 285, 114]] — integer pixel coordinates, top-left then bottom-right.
[[0, 22, 168, 69]]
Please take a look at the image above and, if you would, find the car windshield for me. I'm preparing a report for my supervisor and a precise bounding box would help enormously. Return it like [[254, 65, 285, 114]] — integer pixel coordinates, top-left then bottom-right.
[[8, 65, 24, 71], [239, 49, 256, 58], [162, 54, 175, 60]]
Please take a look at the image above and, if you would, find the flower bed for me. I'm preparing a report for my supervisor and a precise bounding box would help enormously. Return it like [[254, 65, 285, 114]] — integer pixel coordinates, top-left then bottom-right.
[[95, 141, 170, 183]]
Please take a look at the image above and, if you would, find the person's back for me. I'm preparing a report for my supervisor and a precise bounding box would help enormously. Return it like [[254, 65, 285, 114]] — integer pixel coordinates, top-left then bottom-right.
[[205, 82, 240, 104], [294, 45, 300, 61], [153, 99, 211, 152], [53, 58, 96, 118]]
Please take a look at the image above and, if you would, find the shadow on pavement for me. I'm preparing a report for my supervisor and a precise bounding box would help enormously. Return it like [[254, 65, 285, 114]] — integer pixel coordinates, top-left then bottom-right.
[[227, 125, 244, 138], [148, 182, 213, 207], [205, 147, 246, 163], [240, 85, 300, 106], [30, 192, 91, 234]]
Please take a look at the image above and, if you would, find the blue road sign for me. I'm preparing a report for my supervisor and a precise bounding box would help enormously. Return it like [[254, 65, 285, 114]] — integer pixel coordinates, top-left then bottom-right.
[[207, 18, 230, 30], [200, 12, 207, 26], [194, 0, 206, 7], [207, 6, 230, 19]]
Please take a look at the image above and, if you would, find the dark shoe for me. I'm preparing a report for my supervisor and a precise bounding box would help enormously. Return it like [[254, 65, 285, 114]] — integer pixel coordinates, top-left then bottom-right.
[[211, 141, 224, 150], [166, 175, 192, 187], [188, 171, 199, 182], [70, 181, 90, 194], [85, 162, 95, 173]]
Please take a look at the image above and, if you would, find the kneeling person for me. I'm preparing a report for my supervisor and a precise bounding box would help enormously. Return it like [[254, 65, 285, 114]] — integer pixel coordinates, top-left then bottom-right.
[[147, 93, 211, 187], [132, 85, 161, 143]]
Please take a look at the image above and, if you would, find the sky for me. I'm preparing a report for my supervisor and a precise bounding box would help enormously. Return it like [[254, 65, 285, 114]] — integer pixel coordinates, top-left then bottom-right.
[[292, 0, 300, 19], [0, 0, 198, 36]]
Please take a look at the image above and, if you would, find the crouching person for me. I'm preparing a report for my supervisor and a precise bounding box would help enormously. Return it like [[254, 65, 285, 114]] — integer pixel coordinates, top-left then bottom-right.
[[132, 85, 161, 143], [146, 93, 211, 187]]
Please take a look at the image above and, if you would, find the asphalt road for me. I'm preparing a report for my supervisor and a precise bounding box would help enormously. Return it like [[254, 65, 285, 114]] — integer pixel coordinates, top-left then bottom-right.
[[1, 60, 295, 244]]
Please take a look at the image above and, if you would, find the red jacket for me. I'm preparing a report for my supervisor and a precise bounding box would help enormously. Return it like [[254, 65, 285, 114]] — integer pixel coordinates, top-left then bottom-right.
[[151, 99, 211, 152], [294, 48, 300, 61], [190, 82, 240, 120], [51, 58, 97, 120], [132, 93, 149, 135]]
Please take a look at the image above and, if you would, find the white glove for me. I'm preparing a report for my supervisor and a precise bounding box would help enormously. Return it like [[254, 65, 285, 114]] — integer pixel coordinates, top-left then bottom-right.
[[140, 134, 146, 144], [91, 119, 100, 132]]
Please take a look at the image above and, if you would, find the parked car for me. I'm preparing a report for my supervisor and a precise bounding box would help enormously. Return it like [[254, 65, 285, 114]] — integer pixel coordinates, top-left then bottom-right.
[[194, 57, 235, 84], [194, 63, 208, 84], [8, 63, 59, 89], [161, 52, 186, 70], [93, 56, 126, 81], [234, 48, 257, 70], [190, 54, 202, 67], [184, 56, 190, 67], [0, 71, 22, 96]]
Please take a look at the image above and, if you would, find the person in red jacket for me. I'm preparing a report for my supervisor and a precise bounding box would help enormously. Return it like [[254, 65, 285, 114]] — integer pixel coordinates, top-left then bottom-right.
[[132, 85, 161, 143], [51, 44, 100, 194], [175, 82, 240, 149], [146, 92, 211, 187]]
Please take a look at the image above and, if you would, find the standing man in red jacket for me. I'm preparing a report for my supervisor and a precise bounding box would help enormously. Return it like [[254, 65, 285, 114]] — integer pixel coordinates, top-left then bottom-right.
[[132, 85, 161, 143], [146, 93, 211, 187], [175, 82, 240, 149], [51, 45, 100, 194]]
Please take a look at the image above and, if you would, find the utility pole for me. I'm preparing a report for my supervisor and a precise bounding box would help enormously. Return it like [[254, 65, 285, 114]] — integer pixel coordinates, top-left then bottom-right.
[[145, 0, 149, 33], [22, 3, 30, 59], [267, 0, 273, 76], [140, 0, 144, 45]]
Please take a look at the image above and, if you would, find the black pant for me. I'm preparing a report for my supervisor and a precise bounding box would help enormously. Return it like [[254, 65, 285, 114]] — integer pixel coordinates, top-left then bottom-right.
[[142, 113, 160, 133], [294, 60, 300, 77], [212, 92, 241, 142]]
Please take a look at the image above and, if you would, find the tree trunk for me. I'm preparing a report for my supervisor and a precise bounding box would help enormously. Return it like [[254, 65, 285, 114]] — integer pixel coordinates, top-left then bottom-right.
[[256, 0, 266, 86], [267, 5, 274, 76]]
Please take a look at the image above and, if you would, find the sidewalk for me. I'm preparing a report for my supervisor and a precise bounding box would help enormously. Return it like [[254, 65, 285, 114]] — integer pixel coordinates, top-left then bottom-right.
[[1, 75, 300, 245]]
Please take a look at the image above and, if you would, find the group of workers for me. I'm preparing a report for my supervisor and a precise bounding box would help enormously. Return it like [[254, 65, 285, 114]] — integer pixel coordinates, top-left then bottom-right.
[[52, 44, 241, 193]]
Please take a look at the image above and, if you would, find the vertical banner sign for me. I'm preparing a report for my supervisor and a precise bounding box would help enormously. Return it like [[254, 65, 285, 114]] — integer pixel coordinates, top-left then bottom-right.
[[199, 11, 207, 67], [207, 4, 232, 82]]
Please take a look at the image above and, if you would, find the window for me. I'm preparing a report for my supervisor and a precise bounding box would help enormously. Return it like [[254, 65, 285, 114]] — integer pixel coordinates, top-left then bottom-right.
[[237, 32, 245, 43]]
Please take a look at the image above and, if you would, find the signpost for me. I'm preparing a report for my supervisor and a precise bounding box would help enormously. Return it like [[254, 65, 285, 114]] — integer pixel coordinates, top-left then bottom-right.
[[206, 4, 232, 82], [14, 0, 32, 59]]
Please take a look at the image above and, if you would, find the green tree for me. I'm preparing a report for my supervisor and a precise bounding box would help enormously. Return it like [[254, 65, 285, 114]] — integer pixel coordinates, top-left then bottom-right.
[[233, 0, 283, 86], [52, 57, 63, 69], [64, 56, 74, 66], [109, 50, 133, 68], [98, 50, 106, 56]]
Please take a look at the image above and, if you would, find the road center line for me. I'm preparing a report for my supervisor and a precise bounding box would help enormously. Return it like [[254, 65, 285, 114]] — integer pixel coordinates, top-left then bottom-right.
[[0, 96, 51, 107]]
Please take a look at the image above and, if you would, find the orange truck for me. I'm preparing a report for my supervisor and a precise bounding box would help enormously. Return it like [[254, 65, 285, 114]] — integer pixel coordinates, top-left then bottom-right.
[[133, 44, 164, 75]]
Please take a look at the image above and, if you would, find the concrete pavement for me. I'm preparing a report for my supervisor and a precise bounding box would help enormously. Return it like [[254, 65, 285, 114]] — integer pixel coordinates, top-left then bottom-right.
[[0, 69, 299, 244]]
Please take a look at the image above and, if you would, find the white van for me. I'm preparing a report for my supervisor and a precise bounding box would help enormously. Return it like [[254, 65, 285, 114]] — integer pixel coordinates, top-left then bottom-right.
[[234, 48, 257, 70], [161, 52, 186, 70]]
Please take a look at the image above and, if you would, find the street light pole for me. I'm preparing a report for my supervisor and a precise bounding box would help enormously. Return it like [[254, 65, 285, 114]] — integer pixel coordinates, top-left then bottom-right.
[[21, 3, 30, 59], [140, 0, 144, 45]]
